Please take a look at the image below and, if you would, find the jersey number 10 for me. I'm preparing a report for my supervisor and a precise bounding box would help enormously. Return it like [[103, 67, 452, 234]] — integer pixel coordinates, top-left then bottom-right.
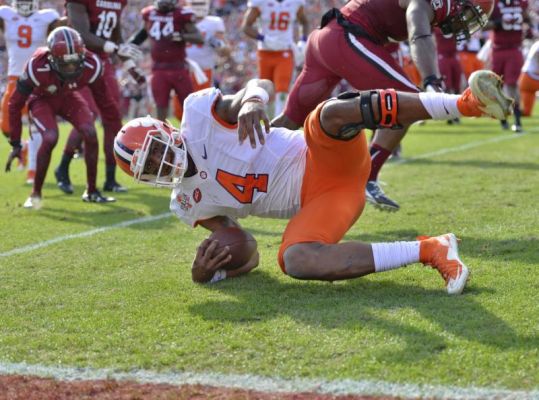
[[269, 11, 290, 31]]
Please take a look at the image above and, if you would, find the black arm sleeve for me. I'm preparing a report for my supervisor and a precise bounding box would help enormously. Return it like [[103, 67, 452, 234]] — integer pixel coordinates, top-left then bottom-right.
[[130, 28, 148, 45]]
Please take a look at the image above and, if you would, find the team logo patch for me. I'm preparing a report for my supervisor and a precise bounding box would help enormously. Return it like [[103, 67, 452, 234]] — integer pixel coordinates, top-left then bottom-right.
[[431, 0, 444, 10], [200, 171, 207, 179], [176, 193, 192, 211], [193, 188, 202, 203], [46, 85, 57, 94]]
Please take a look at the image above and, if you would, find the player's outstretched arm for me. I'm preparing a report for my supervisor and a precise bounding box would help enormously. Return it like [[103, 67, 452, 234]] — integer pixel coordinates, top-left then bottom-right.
[[214, 79, 275, 148]]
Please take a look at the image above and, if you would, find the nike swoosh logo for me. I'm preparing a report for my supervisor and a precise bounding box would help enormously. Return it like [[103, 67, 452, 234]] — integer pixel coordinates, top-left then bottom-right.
[[201, 144, 208, 160], [443, 104, 450, 114]]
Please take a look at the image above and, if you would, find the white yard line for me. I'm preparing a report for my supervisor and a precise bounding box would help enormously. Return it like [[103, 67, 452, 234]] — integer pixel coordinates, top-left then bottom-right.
[[0, 212, 171, 258], [0, 361, 537, 400], [0, 130, 535, 259]]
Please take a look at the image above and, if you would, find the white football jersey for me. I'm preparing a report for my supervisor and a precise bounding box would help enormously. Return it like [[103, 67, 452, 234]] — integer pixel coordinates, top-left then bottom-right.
[[522, 40, 539, 80], [186, 15, 225, 70], [0, 6, 59, 76], [247, 0, 304, 51], [170, 88, 307, 227]]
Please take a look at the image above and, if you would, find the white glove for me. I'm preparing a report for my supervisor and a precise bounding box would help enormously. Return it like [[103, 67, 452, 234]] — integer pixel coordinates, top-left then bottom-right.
[[117, 43, 143, 61], [263, 36, 283, 51]]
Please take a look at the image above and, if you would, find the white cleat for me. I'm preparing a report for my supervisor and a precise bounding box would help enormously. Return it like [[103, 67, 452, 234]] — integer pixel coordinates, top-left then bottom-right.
[[23, 195, 42, 210], [468, 70, 514, 120]]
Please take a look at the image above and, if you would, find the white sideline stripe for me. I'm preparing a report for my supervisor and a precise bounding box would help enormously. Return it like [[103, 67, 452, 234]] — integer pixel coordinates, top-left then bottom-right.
[[0, 213, 171, 258], [385, 132, 527, 168], [0, 362, 537, 400]]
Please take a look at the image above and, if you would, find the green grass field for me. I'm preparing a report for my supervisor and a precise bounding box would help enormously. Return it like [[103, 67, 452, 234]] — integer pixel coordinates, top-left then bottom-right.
[[1, 113, 538, 394]]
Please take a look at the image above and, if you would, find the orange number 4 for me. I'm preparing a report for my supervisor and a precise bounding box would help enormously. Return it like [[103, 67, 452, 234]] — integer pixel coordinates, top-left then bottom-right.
[[216, 170, 268, 204], [17, 25, 32, 48]]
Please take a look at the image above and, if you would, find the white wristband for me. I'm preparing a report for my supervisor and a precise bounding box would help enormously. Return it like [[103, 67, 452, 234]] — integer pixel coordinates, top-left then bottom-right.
[[242, 86, 269, 105], [103, 40, 117, 54], [209, 269, 227, 284]]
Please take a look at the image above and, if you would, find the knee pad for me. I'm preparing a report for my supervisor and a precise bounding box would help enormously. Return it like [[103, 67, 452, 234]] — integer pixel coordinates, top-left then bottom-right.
[[331, 89, 401, 140]]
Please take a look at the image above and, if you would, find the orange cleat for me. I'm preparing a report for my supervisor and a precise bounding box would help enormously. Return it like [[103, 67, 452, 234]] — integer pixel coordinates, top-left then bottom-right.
[[419, 233, 470, 295], [457, 70, 513, 120]]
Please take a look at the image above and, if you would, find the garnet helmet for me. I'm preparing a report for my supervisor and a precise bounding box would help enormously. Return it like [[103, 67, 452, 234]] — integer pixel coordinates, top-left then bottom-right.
[[47, 27, 86, 81], [436, 0, 494, 42]]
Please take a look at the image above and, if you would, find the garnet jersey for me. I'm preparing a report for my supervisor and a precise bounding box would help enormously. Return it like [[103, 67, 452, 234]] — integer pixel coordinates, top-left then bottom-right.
[[0, 6, 59, 76], [435, 28, 457, 56], [247, 0, 305, 51], [341, 0, 452, 44], [10, 47, 119, 141], [522, 40, 539, 79], [490, 0, 528, 49], [141, 5, 195, 67], [170, 88, 306, 227], [66, 0, 127, 54], [186, 15, 225, 70]]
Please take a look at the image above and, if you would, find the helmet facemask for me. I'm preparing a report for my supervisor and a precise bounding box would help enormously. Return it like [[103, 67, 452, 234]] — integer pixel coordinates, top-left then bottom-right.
[[131, 126, 188, 188], [49, 53, 85, 81], [439, 0, 489, 42], [13, 0, 38, 16]]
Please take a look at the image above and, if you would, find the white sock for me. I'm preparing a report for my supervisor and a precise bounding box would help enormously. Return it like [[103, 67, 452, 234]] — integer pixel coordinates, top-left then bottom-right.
[[418, 92, 462, 120], [372, 241, 420, 272], [27, 126, 42, 171], [274, 92, 287, 115]]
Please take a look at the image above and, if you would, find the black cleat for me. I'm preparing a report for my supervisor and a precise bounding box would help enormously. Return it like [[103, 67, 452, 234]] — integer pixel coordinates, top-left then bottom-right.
[[365, 180, 400, 212], [54, 168, 74, 194], [82, 190, 116, 203], [500, 120, 510, 130], [103, 181, 128, 193]]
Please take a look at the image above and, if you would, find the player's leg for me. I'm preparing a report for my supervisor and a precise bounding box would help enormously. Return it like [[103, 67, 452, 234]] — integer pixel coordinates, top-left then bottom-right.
[[25, 121, 42, 185], [518, 72, 539, 117], [100, 60, 126, 192], [60, 92, 114, 203], [24, 100, 60, 208], [279, 102, 469, 294], [502, 50, 524, 132], [56, 87, 98, 194], [151, 70, 173, 122], [1, 77, 18, 138], [172, 68, 195, 121], [273, 50, 294, 116], [272, 26, 343, 129]]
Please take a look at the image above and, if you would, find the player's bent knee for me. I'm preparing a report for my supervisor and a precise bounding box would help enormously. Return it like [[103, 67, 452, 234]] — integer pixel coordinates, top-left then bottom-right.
[[283, 243, 327, 279], [41, 130, 59, 148]]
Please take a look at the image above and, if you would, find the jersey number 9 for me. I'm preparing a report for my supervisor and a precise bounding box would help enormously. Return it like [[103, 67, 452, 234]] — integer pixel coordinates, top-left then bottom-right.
[[17, 25, 32, 48]]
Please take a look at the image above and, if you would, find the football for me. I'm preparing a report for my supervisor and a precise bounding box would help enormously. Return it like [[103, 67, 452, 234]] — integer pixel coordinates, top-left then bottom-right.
[[209, 227, 257, 271]]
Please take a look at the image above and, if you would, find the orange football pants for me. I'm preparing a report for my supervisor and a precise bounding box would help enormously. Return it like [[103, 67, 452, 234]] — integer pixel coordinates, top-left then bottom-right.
[[278, 102, 371, 272], [518, 72, 539, 117], [173, 68, 212, 121], [458, 52, 484, 80], [1, 76, 27, 136], [257, 50, 294, 93]]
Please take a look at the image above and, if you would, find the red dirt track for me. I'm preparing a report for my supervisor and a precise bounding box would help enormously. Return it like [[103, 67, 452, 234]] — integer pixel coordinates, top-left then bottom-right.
[[0, 375, 407, 400]]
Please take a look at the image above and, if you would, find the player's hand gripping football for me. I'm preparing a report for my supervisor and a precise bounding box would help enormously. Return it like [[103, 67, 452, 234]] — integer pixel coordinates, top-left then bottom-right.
[[5, 143, 22, 172], [191, 239, 232, 283], [238, 99, 270, 149]]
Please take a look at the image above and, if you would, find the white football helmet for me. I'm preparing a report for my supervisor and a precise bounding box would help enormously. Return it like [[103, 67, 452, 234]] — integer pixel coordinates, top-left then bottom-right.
[[114, 117, 188, 188], [13, 0, 38, 16], [185, 0, 210, 18]]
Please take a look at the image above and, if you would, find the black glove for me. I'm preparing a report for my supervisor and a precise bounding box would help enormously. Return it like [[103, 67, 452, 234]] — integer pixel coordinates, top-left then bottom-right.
[[5, 140, 22, 172], [423, 75, 446, 92]]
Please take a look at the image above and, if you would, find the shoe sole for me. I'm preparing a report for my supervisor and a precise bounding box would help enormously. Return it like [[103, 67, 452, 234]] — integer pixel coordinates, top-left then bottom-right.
[[469, 70, 514, 120], [366, 196, 400, 212], [444, 233, 470, 295]]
